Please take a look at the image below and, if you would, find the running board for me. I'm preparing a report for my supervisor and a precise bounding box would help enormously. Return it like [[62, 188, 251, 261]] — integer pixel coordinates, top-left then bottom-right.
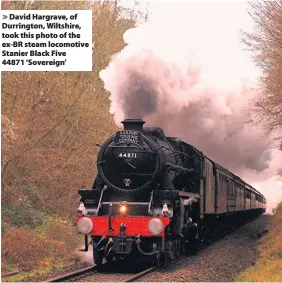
[[178, 191, 200, 198]]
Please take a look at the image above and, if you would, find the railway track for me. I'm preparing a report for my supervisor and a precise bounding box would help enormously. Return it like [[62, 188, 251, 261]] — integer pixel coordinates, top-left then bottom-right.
[[46, 261, 157, 282], [46, 230, 237, 282]]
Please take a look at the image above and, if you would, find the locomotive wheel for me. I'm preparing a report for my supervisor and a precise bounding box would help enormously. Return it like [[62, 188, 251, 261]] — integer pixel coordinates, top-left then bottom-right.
[[175, 238, 182, 258], [105, 253, 114, 263], [182, 239, 189, 255], [165, 237, 182, 260], [93, 249, 103, 266], [201, 222, 214, 245], [160, 251, 172, 267], [203, 230, 213, 245], [188, 239, 198, 255], [153, 252, 161, 267]]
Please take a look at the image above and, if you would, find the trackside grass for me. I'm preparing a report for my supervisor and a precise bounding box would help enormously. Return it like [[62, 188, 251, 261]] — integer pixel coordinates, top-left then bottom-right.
[[237, 202, 282, 282]]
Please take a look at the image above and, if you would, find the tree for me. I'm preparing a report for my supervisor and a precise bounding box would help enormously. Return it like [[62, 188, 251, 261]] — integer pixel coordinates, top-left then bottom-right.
[[1, 0, 146, 217], [242, 1, 282, 144]]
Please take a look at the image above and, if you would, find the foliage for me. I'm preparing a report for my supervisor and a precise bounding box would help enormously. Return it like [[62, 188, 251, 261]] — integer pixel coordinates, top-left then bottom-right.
[[1, 0, 146, 279], [237, 202, 282, 282], [1, 0, 143, 215], [2, 203, 44, 229], [1, 216, 80, 281], [242, 1, 282, 144]]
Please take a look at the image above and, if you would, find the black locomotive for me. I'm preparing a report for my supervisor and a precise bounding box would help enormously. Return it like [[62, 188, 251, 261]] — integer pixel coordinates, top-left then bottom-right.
[[77, 119, 266, 265]]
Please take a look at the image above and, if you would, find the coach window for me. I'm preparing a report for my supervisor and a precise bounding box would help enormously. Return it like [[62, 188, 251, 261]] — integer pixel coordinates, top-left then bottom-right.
[[220, 174, 223, 194], [218, 173, 220, 194], [223, 175, 226, 194], [242, 187, 244, 197], [222, 175, 225, 194], [220, 174, 223, 195], [224, 175, 227, 194], [231, 181, 235, 196], [206, 164, 209, 188], [218, 173, 221, 194]]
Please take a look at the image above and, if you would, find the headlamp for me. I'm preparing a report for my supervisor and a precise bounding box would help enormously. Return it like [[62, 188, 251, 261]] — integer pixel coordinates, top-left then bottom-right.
[[148, 218, 164, 236], [119, 201, 127, 214], [77, 217, 93, 235]]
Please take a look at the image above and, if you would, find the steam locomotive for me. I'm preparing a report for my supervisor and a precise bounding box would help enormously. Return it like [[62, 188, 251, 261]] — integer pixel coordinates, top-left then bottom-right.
[[77, 119, 266, 266]]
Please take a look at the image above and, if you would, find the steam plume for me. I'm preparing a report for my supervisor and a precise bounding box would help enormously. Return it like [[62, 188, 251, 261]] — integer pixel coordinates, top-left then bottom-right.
[[100, 2, 282, 212]]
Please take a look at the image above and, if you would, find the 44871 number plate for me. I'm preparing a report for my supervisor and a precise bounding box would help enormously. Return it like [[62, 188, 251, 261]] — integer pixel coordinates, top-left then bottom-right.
[[118, 152, 138, 158]]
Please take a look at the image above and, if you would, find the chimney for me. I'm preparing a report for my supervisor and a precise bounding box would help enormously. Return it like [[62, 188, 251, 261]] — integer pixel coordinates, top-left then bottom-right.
[[121, 119, 145, 132]]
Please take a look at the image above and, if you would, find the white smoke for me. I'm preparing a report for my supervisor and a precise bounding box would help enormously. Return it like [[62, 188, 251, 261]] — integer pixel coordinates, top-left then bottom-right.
[[76, 244, 94, 265], [100, 1, 282, 211]]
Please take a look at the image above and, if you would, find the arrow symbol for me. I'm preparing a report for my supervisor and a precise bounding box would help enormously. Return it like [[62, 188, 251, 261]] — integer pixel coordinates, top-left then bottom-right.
[[2, 15, 8, 19]]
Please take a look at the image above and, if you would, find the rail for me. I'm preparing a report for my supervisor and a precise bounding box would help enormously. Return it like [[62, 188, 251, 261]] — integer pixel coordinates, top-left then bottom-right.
[[46, 265, 96, 282], [46, 264, 157, 282]]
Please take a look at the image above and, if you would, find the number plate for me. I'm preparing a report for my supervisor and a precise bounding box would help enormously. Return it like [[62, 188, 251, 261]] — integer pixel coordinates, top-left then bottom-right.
[[113, 130, 144, 146], [118, 152, 138, 158]]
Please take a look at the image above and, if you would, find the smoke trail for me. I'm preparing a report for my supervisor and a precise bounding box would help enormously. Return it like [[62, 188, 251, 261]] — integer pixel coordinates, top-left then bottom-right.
[[100, 2, 282, 208]]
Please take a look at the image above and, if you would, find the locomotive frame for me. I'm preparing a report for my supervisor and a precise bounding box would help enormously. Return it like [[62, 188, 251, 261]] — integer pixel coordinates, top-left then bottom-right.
[[77, 119, 266, 266]]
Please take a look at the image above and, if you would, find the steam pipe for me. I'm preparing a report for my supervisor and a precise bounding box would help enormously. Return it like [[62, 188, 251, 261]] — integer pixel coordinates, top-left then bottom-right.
[[164, 163, 194, 174], [95, 236, 108, 251], [135, 236, 159, 256]]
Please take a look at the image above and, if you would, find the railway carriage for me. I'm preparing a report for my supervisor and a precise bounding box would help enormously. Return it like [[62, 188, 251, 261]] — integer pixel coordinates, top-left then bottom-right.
[[77, 119, 266, 265]]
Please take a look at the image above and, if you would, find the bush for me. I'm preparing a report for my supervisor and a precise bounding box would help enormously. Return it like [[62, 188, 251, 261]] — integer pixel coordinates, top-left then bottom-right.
[[2, 203, 44, 229], [1, 217, 80, 271]]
